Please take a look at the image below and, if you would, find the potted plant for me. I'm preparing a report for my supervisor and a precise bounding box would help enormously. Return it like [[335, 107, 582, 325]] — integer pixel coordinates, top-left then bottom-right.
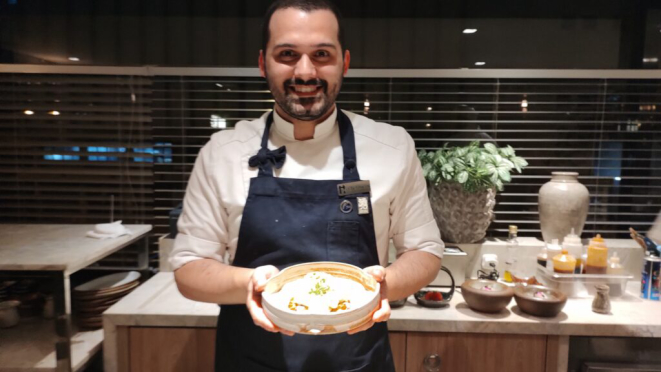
[[418, 142, 528, 243]]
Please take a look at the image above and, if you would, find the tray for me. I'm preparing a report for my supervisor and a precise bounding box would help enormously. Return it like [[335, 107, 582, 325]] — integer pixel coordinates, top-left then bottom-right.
[[536, 266, 633, 298]]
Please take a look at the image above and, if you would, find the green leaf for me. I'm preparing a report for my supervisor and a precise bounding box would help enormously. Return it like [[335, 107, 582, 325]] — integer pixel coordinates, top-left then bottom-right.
[[484, 143, 498, 155], [455, 147, 468, 157], [497, 167, 511, 182], [499, 145, 515, 157], [428, 169, 438, 183], [500, 158, 514, 170], [485, 163, 498, 175], [422, 163, 432, 179], [442, 163, 454, 173], [512, 156, 528, 167], [495, 179, 504, 191], [457, 171, 469, 184]]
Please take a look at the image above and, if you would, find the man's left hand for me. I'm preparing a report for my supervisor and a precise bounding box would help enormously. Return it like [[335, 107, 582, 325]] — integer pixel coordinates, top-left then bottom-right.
[[347, 265, 390, 335]]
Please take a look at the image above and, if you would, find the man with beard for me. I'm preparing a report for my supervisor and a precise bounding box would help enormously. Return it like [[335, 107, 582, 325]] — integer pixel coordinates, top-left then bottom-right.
[[171, 0, 444, 370]]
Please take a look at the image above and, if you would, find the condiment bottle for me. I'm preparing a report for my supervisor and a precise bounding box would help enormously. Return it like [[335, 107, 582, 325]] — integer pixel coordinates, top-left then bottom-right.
[[537, 247, 548, 267], [562, 228, 584, 274], [503, 225, 519, 283], [553, 249, 577, 274], [546, 239, 562, 271], [586, 234, 608, 274], [607, 252, 624, 275]]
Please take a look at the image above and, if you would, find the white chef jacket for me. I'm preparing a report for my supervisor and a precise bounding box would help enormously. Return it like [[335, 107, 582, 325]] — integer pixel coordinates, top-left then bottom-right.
[[170, 107, 444, 270]]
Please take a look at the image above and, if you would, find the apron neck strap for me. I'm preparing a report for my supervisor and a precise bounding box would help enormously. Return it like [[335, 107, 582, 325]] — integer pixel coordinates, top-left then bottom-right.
[[337, 109, 361, 181], [257, 108, 361, 181]]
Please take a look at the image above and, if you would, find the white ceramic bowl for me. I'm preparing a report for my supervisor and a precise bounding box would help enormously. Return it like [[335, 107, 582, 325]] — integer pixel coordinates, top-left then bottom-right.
[[261, 262, 380, 335]]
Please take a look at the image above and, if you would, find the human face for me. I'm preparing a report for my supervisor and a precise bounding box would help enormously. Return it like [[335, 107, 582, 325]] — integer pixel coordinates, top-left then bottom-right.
[[259, 8, 350, 122]]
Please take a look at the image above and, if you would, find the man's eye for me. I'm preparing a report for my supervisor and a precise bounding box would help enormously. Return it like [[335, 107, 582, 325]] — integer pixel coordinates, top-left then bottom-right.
[[280, 50, 297, 58], [316, 51, 330, 58]]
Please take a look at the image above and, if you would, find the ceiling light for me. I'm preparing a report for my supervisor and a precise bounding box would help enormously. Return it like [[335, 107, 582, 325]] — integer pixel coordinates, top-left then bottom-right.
[[642, 57, 658, 63], [425, 123, 431, 128], [521, 99, 528, 108], [216, 83, 223, 88], [49, 111, 60, 116], [463, 29, 478, 34], [364, 99, 370, 108], [24, 110, 34, 115], [427, 107, 432, 111], [68, 57, 80, 62], [475, 62, 486, 66], [614, 177, 622, 181]]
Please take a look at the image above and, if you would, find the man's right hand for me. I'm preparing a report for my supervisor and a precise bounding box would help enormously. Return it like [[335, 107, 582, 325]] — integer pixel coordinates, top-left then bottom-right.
[[246, 265, 294, 336]]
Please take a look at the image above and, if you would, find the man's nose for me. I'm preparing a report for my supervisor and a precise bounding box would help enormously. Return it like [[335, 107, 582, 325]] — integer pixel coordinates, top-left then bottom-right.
[[294, 54, 317, 82]]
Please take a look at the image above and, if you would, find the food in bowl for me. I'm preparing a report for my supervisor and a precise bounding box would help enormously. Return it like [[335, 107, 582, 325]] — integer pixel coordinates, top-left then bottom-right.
[[513, 285, 567, 317], [271, 271, 371, 314], [460, 279, 514, 313], [262, 262, 380, 335]]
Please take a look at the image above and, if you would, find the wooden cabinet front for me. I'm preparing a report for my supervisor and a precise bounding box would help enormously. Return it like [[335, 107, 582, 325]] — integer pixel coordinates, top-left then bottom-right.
[[128, 327, 215, 372], [405, 332, 547, 372], [118, 328, 550, 372]]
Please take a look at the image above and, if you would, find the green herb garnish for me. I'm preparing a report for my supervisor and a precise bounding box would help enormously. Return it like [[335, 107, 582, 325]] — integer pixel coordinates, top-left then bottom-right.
[[309, 278, 330, 296]]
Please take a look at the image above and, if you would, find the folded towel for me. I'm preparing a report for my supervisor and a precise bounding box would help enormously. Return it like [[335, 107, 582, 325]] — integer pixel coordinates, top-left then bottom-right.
[[86, 220, 133, 239]]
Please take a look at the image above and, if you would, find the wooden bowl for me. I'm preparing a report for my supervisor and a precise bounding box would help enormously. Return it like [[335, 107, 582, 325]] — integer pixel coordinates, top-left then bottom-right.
[[514, 285, 567, 317], [460, 279, 513, 313], [261, 262, 380, 335]]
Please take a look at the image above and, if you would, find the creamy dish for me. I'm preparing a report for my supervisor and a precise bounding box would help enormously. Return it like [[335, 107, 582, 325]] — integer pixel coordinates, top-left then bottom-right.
[[273, 272, 370, 313]]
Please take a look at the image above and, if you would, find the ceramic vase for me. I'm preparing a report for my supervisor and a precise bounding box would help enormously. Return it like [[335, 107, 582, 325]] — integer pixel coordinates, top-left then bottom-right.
[[538, 172, 590, 242]]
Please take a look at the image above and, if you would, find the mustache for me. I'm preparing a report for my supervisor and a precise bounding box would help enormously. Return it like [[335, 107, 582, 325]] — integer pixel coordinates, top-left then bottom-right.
[[283, 78, 328, 91]]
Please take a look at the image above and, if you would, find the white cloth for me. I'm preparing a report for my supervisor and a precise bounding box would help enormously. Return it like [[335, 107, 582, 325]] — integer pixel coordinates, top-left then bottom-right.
[[86, 221, 132, 239], [170, 108, 444, 270]]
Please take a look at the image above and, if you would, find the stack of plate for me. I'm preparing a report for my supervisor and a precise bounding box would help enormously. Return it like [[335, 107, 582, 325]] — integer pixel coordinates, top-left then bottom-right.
[[0, 282, 13, 302], [73, 271, 141, 329]]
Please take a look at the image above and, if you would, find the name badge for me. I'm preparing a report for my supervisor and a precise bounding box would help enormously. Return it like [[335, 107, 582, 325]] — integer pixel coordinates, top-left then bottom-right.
[[337, 180, 371, 197], [357, 197, 370, 215]]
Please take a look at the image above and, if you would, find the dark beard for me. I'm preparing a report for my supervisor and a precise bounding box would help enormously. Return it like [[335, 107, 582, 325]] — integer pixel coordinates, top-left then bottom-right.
[[267, 74, 341, 121]]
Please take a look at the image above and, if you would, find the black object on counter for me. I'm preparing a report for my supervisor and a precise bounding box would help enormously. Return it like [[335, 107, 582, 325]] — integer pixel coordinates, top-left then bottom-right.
[[415, 266, 455, 308]]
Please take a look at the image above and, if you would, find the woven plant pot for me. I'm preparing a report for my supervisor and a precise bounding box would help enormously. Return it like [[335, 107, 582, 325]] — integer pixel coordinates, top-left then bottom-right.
[[429, 182, 496, 244]]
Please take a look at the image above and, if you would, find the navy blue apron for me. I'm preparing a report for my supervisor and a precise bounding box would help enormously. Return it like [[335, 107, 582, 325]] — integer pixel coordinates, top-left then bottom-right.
[[215, 109, 395, 372]]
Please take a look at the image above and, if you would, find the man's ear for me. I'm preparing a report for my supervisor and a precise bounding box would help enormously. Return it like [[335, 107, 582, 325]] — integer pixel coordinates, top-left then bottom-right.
[[259, 50, 266, 78], [343, 50, 351, 76]]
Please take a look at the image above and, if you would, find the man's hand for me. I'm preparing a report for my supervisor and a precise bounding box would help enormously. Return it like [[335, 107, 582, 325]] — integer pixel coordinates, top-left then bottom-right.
[[246, 265, 294, 336], [348, 265, 390, 335]]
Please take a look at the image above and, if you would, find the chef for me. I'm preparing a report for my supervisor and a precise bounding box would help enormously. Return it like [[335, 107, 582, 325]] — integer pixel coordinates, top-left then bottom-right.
[[170, 0, 444, 370]]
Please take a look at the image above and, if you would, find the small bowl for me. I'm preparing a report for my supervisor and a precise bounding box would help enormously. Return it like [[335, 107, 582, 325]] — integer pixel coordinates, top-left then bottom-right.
[[514, 285, 567, 317], [414, 290, 452, 308], [262, 262, 380, 335], [414, 266, 455, 308], [389, 298, 407, 309], [460, 279, 513, 313]]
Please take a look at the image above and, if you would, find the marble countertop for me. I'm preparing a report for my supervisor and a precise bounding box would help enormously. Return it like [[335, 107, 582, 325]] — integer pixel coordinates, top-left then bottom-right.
[[0, 224, 152, 275], [104, 272, 661, 338]]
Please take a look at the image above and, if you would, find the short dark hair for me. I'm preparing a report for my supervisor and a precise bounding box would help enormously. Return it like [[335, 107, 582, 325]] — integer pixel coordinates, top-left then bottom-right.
[[261, 0, 345, 53]]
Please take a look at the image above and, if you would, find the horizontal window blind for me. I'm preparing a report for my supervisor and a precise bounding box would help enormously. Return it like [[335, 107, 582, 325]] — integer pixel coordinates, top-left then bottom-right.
[[2, 70, 660, 260], [0, 74, 153, 266], [152, 76, 661, 240]]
